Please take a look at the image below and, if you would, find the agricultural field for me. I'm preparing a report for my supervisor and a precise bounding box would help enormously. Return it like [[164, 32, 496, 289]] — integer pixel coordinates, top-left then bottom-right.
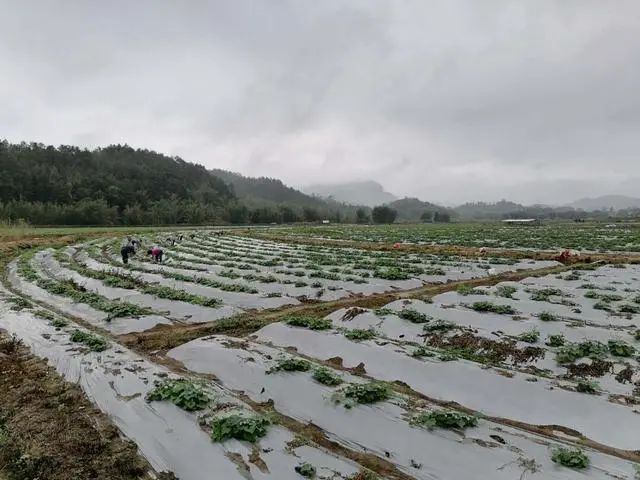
[[1, 225, 640, 479], [260, 222, 640, 253]]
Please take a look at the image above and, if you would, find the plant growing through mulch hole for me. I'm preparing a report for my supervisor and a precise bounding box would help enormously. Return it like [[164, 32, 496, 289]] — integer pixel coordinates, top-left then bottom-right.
[[374, 267, 411, 280], [620, 304, 640, 314], [519, 329, 540, 344], [551, 447, 590, 469], [7, 296, 32, 311], [495, 285, 517, 299], [537, 311, 558, 322], [456, 284, 487, 296], [556, 340, 608, 365], [608, 339, 635, 357], [312, 367, 343, 386], [210, 412, 271, 443], [593, 301, 612, 311], [295, 463, 316, 478], [373, 308, 395, 317], [145, 378, 210, 411], [333, 382, 392, 408], [546, 334, 566, 347], [343, 328, 376, 341], [423, 319, 456, 333], [576, 380, 600, 394], [397, 308, 430, 323], [266, 358, 311, 374], [284, 315, 333, 330], [529, 288, 567, 302], [69, 329, 108, 352], [410, 409, 479, 431], [470, 301, 517, 315]]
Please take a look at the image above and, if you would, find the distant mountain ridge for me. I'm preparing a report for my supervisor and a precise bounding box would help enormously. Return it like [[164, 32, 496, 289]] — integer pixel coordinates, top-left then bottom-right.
[[303, 181, 398, 207], [569, 195, 640, 211]]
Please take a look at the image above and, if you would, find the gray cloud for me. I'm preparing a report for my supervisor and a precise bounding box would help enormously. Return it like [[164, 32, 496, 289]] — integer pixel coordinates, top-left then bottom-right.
[[1, 0, 639, 204]]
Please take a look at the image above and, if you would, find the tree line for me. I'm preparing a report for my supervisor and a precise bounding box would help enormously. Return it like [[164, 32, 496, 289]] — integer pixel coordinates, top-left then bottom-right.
[[0, 141, 366, 226]]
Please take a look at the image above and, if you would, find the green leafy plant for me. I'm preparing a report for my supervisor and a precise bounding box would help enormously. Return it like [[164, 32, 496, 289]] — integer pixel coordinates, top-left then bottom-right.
[[519, 329, 540, 344], [295, 463, 317, 478], [7, 296, 32, 311], [374, 267, 412, 280], [373, 308, 395, 317], [410, 409, 479, 431], [335, 382, 392, 407], [551, 447, 590, 469], [555, 341, 608, 365], [210, 413, 271, 443], [344, 328, 376, 341], [619, 304, 640, 314], [145, 378, 210, 411], [576, 380, 600, 394], [312, 367, 343, 386], [470, 301, 516, 315], [537, 311, 558, 322], [284, 316, 332, 330], [422, 319, 456, 333], [593, 301, 611, 311], [529, 288, 567, 302], [266, 358, 311, 374], [546, 334, 566, 347], [608, 339, 635, 357], [397, 308, 430, 323], [69, 329, 108, 352], [495, 285, 517, 299]]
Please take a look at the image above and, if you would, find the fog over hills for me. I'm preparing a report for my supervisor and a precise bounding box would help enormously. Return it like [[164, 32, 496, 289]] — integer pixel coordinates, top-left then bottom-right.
[[304, 181, 398, 207]]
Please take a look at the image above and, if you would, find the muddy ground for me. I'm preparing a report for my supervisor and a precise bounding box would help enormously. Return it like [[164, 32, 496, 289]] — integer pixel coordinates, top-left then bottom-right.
[[0, 332, 157, 480]]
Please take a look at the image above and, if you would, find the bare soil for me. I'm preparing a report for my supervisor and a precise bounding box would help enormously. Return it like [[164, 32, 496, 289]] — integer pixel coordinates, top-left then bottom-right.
[[0, 332, 155, 480]]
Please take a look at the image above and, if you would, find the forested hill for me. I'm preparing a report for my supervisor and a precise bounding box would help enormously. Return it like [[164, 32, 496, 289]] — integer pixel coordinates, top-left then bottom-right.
[[0, 140, 361, 226], [0, 142, 233, 206]]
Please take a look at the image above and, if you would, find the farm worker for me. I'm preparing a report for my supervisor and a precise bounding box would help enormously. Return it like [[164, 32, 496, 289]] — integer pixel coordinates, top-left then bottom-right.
[[393, 242, 401, 249], [121, 244, 135, 264], [147, 247, 164, 263]]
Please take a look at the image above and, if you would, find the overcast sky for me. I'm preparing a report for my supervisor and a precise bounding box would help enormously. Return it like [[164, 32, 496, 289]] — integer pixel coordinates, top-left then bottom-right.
[[1, 1, 639, 205]]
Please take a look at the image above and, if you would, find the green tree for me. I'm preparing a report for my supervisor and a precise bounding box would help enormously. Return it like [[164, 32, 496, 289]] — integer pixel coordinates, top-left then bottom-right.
[[371, 206, 397, 224], [356, 207, 370, 224]]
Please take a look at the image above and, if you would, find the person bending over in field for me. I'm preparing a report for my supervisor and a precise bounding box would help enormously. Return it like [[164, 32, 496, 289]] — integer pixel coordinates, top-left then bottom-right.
[[147, 246, 164, 263], [121, 244, 135, 264]]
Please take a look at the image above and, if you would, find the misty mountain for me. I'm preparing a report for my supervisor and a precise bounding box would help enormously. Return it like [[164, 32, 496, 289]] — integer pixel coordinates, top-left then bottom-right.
[[303, 181, 398, 207], [569, 195, 640, 211], [210, 169, 326, 207]]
